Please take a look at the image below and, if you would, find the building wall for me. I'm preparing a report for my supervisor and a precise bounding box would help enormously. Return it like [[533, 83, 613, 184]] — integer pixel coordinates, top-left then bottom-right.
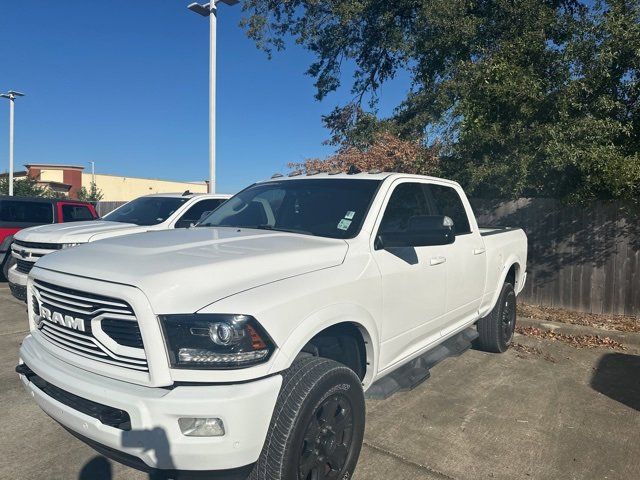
[[83, 173, 208, 201], [63, 169, 83, 199], [39, 169, 64, 183]]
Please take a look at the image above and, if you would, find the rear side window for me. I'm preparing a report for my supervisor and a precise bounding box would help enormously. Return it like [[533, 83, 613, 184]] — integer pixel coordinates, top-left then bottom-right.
[[379, 183, 431, 233], [61, 205, 95, 222], [424, 184, 471, 235], [0, 200, 53, 224], [175, 199, 226, 228]]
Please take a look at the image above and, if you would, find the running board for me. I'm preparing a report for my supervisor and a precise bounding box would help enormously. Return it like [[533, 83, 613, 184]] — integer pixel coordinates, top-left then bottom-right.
[[365, 327, 479, 400]]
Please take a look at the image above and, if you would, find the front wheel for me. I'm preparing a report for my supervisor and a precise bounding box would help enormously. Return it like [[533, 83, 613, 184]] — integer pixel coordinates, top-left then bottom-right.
[[249, 357, 365, 480], [475, 282, 516, 353]]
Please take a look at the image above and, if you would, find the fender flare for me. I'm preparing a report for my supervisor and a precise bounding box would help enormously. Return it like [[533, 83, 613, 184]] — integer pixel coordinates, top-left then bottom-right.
[[0, 234, 14, 254], [267, 303, 380, 388], [481, 255, 523, 318]]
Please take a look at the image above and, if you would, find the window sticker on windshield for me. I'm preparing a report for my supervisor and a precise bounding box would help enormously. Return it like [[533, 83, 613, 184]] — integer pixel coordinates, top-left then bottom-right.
[[344, 211, 355, 220], [337, 219, 352, 231]]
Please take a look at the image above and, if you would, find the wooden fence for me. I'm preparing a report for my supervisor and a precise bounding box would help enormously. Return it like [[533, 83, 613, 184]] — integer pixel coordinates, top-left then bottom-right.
[[95, 197, 639, 316], [471, 198, 640, 317], [95, 201, 126, 217]]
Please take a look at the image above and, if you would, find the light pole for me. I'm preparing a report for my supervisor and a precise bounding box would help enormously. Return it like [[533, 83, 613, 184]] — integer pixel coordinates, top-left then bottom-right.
[[187, 0, 239, 194], [0, 90, 25, 196]]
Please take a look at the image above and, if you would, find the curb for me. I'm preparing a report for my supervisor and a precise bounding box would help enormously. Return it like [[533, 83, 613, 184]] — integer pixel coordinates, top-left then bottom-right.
[[517, 316, 640, 349]]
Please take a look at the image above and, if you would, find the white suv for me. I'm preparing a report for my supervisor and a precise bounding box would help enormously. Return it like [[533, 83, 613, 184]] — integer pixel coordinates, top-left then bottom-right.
[[8, 192, 230, 300]]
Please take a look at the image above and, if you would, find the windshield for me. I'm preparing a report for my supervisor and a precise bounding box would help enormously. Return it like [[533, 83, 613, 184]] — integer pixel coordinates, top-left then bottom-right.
[[103, 197, 188, 226], [199, 179, 381, 239]]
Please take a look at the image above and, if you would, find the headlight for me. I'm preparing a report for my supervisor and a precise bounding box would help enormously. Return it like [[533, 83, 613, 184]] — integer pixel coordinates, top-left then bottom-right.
[[60, 243, 82, 249], [159, 314, 275, 369]]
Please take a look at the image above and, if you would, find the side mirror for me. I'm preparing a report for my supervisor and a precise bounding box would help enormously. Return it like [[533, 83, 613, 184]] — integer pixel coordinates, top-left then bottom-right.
[[376, 215, 455, 249]]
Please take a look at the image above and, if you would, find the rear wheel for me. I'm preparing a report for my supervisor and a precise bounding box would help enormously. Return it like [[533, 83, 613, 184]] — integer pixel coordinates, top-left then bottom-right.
[[475, 282, 516, 353], [249, 357, 365, 480]]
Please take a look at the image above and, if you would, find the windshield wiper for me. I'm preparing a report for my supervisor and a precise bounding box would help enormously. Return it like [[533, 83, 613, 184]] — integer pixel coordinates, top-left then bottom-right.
[[248, 225, 314, 236], [194, 224, 314, 235]]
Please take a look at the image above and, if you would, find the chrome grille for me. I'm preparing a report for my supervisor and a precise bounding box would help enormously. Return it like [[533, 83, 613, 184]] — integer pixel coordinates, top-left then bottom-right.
[[32, 280, 148, 372], [13, 240, 63, 250]]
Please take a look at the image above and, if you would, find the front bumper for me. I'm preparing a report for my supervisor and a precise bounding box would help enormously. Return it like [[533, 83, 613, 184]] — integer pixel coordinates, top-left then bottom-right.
[[8, 265, 27, 301], [19, 335, 282, 471], [8, 264, 27, 286]]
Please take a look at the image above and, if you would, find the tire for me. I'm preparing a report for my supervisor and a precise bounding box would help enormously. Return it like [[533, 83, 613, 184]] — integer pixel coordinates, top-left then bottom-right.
[[249, 356, 365, 480], [475, 282, 516, 353]]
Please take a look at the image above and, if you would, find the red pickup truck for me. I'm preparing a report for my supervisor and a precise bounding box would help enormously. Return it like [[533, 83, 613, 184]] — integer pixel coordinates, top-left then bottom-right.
[[0, 196, 98, 282]]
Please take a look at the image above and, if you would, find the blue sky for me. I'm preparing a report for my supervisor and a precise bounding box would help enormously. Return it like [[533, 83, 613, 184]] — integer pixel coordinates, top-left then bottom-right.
[[0, 1, 409, 194]]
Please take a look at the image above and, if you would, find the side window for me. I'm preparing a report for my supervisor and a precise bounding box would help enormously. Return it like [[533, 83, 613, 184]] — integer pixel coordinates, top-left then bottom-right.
[[61, 205, 95, 222], [379, 183, 430, 233], [424, 184, 471, 235], [175, 199, 225, 228], [0, 201, 53, 224]]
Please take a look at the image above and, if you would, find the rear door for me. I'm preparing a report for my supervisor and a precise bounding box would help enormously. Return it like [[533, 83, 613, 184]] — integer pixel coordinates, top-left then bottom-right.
[[0, 199, 54, 260], [0, 199, 54, 238], [423, 183, 486, 333]]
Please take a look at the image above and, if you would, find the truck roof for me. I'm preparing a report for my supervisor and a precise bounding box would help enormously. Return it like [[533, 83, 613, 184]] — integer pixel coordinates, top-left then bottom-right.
[[260, 171, 461, 187], [0, 195, 94, 206], [141, 192, 231, 199]]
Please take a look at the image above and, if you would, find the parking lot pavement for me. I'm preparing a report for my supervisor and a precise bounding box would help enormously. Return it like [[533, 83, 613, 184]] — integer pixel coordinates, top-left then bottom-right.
[[1, 283, 638, 480]]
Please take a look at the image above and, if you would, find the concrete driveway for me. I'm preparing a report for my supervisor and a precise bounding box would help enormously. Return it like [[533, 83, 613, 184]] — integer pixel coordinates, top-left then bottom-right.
[[0, 283, 638, 480]]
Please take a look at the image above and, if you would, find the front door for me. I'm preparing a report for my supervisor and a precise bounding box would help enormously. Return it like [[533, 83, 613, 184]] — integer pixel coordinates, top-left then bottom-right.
[[372, 181, 448, 371]]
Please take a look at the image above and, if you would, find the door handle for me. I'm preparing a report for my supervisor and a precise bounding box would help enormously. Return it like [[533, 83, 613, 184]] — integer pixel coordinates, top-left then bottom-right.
[[473, 248, 486, 255], [430, 256, 446, 266]]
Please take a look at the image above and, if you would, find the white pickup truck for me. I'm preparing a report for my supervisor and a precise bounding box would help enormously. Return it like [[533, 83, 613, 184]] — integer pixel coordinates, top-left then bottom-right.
[[8, 192, 230, 301], [17, 173, 527, 480]]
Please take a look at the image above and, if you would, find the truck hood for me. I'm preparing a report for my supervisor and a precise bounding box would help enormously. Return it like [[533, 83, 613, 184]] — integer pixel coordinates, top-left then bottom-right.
[[15, 220, 148, 244], [35, 227, 349, 313]]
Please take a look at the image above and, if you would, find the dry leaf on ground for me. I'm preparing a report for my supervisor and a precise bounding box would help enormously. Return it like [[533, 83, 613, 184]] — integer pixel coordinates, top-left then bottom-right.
[[515, 326, 626, 351]]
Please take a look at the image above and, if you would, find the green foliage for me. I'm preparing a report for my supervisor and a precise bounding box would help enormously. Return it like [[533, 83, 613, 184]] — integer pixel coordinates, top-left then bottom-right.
[[241, 0, 640, 200], [0, 175, 58, 198], [76, 182, 104, 203]]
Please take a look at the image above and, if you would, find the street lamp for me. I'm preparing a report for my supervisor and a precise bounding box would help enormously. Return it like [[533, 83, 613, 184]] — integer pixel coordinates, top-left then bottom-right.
[[0, 90, 25, 196], [187, 0, 239, 194]]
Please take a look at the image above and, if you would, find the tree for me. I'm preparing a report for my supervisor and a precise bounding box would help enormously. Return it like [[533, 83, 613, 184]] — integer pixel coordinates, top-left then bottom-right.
[[241, 0, 640, 200], [289, 131, 439, 175], [0, 175, 56, 197], [76, 182, 104, 203]]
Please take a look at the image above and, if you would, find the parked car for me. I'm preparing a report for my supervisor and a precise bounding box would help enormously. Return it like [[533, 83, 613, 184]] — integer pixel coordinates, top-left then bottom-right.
[[0, 196, 97, 289], [7, 192, 230, 301], [16, 173, 527, 479]]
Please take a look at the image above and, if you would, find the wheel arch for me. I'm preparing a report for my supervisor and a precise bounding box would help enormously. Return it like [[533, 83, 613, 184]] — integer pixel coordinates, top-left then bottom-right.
[[268, 303, 379, 388], [482, 256, 523, 318]]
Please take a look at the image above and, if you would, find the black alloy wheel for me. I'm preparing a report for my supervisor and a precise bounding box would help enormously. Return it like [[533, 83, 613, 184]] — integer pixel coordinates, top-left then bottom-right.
[[298, 393, 355, 480], [501, 289, 516, 345]]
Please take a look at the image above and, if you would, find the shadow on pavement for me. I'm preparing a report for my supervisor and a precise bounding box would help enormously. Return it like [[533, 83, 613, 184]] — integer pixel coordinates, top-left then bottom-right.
[[590, 352, 640, 411], [79, 457, 112, 480], [78, 455, 174, 480], [76, 426, 175, 480]]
